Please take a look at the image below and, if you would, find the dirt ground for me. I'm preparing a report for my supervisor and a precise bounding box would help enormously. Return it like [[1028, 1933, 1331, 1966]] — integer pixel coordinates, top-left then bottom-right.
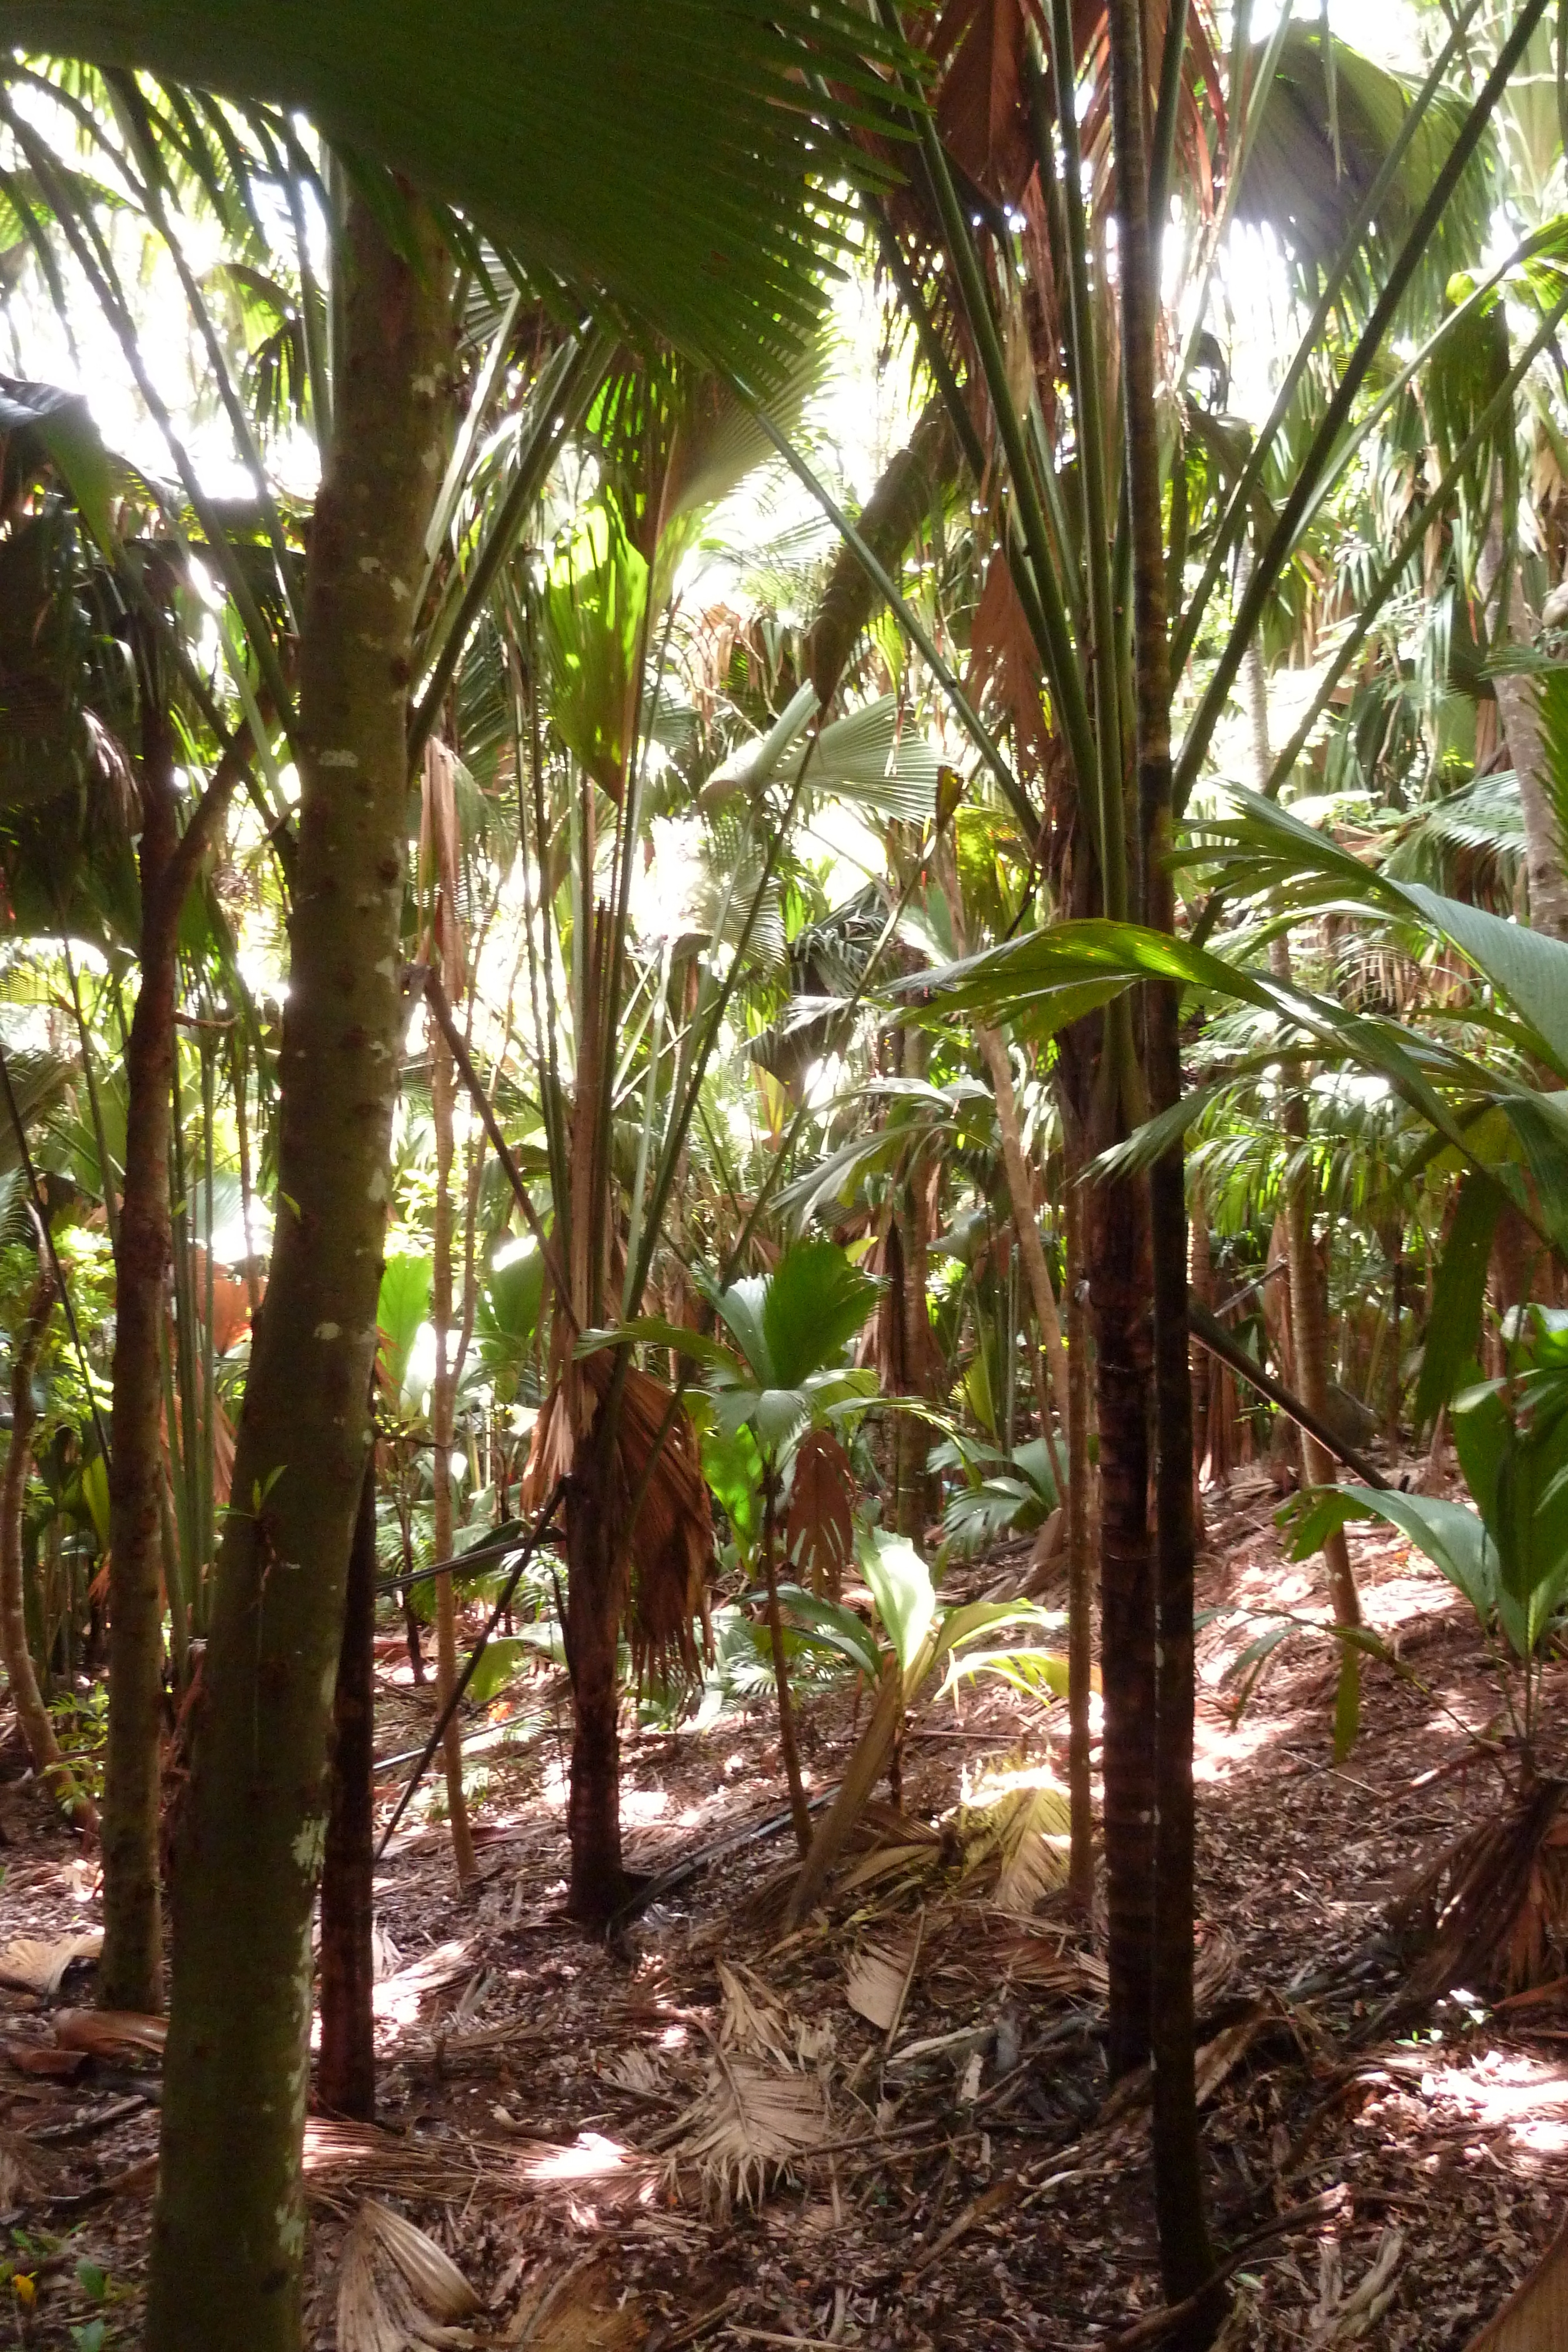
[[4, 1476, 1567, 2348]]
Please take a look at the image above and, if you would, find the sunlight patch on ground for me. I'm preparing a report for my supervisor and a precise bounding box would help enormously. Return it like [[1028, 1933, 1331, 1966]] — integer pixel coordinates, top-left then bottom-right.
[[1412, 2050, 1568, 2159]]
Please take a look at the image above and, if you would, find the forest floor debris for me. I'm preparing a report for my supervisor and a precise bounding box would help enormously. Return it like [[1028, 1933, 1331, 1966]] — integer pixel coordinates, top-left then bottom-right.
[[4, 1489, 1568, 2346]]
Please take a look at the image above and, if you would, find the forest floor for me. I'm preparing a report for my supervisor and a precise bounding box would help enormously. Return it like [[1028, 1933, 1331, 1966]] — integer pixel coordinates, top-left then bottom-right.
[[3, 1474, 1568, 2348]]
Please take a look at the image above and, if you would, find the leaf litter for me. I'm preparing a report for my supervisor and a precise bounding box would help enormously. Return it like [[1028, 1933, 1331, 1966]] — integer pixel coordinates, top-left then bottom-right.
[[4, 1492, 1568, 2344]]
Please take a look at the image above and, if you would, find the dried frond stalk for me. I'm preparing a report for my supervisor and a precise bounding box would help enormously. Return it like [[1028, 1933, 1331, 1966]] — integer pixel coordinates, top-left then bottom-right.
[[509, 2252, 647, 2349]]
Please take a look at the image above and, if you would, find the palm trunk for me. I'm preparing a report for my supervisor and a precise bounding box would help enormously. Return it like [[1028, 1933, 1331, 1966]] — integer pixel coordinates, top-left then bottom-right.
[[145, 189, 449, 2352], [317, 1445, 377, 2121], [761, 1467, 811, 1853], [100, 679, 180, 2013], [564, 1404, 626, 1922], [894, 1030, 935, 1540], [1, 1262, 93, 1829], [1063, 1153, 1094, 1909], [430, 1023, 476, 1885], [1109, 0, 1216, 2323], [1089, 1165, 1156, 2079]]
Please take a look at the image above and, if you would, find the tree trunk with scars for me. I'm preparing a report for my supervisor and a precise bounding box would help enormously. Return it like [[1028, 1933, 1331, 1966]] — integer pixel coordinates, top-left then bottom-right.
[[317, 1448, 377, 2121], [145, 189, 449, 2352], [2, 1261, 94, 1829], [102, 679, 248, 2014], [1109, 0, 1217, 2327]]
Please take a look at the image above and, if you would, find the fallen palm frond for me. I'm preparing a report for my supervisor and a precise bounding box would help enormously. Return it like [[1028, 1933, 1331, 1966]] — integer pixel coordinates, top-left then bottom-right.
[[716, 1959, 797, 2067], [843, 1916, 922, 2040], [1465, 2207, 1568, 2348], [507, 2253, 648, 2350], [336, 2197, 480, 2352], [0, 1931, 102, 1997], [957, 1768, 1072, 1913], [664, 2047, 831, 2214], [1381, 1776, 1568, 2030], [305, 2121, 475, 2205]]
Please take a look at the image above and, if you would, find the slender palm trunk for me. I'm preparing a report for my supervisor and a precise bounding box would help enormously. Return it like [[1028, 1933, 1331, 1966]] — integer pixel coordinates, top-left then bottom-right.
[[894, 1031, 935, 1539], [1063, 1157, 1094, 1909], [430, 1023, 476, 1885], [145, 189, 449, 2352], [1109, 0, 1216, 2324], [978, 1026, 1071, 1448], [317, 1446, 377, 2121], [564, 1403, 626, 1920], [761, 1466, 811, 1854], [2, 1262, 93, 1829], [101, 679, 180, 2013]]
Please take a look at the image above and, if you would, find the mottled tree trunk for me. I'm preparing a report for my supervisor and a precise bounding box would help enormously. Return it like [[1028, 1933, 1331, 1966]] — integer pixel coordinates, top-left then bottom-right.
[[145, 190, 449, 2352], [317, 1448, 377, 2121], [761, 1468, 811, 1853], [101, 681, 180, 2014], [1089, 1162, 1155, 2079], [1, 1262, 93, 1829]]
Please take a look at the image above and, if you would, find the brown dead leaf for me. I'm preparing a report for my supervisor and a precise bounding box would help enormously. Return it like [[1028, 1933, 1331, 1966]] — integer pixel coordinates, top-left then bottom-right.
[[844, 1919, 922, 2041], [784, 1428, 856, 1599], [54, 2008, 166, 2061]]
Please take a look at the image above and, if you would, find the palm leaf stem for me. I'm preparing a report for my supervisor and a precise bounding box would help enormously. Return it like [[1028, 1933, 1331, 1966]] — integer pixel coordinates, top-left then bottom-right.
[[1174, 0, 1550, 810], [879, 16, 1098, 807], [61, 934, 118, 1250], [1040, 0, 1124, 914]]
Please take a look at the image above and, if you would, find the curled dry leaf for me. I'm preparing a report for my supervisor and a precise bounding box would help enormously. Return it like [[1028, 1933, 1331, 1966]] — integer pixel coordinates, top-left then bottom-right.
[[54, 2007, 166, 2061], [0, 1931, 102, 1997], [337, 2197, 480, 2352], [784, 1427, 856, 1598]]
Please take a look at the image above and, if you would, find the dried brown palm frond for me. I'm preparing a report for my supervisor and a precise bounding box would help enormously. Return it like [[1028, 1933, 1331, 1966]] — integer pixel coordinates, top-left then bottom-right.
[[0, 1930, 102, 1997], [664, 2043, 831, 2216], [957, 1768, 1072, 1913], [520, 1348, 714, 1680], [53, 2007, 166, 2061], [507, 2252, 648, 2350], [717, 1960, 797, 2067], [1380, 1778, 1568, 2032], [844, 1916, 923, 2039], [305, 2120, 473, 2206], [336, 2197, 480, 2352]]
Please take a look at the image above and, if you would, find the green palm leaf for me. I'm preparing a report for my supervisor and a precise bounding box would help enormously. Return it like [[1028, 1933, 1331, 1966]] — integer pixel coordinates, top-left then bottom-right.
[[4, 1, 917, 374]]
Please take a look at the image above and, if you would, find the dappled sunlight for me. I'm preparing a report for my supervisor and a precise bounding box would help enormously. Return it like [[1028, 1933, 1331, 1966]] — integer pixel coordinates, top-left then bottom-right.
[[1389, 2050, 1568, 2164]]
